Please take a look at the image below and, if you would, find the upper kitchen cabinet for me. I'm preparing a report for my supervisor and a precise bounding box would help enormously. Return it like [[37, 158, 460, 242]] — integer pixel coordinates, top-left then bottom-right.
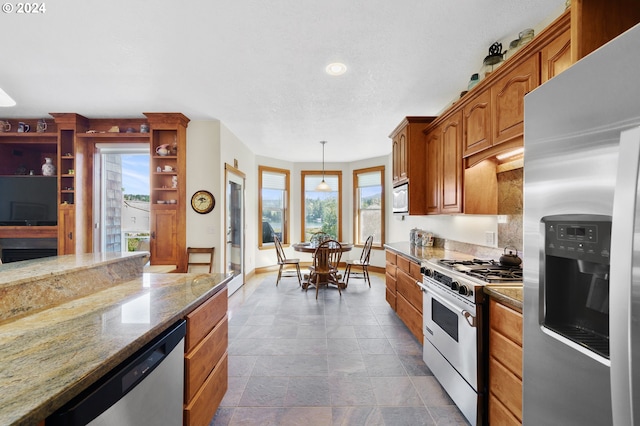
[[491, 55, 539, 147], [425, 111, 463, 215], [390, 116, 434, 184], [462, 88, 492, 157], [389, 116, 435, 215], [541, 28, 571, 83], [570, 0, 640, 63]]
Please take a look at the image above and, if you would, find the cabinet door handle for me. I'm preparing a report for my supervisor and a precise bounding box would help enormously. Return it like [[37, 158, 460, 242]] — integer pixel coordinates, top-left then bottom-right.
[[68, 232, 73, 240], [151, 231, 156, 239]]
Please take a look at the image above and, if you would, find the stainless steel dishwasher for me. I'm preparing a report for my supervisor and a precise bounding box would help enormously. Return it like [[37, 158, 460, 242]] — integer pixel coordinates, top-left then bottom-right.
[[47, 320, 186, 426]]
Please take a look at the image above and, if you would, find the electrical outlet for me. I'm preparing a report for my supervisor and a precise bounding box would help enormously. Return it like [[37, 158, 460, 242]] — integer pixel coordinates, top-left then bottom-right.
[[485, 231, 496, 246]]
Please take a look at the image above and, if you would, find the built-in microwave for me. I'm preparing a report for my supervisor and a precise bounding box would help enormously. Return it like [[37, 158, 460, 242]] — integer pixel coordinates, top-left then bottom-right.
[[393, 182, 409, 214]]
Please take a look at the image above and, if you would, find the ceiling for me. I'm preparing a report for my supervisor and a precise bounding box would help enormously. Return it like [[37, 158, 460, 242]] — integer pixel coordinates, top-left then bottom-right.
[[0, 0, 565, 162]]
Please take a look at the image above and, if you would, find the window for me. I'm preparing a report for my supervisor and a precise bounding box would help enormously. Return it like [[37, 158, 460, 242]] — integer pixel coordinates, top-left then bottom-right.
[[301, 171, 342, 241], [353, 166, 384, 247], [259, 166, 290, 247]]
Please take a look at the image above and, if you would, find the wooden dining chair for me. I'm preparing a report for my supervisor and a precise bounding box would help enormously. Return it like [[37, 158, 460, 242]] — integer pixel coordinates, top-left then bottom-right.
[[307, 239, 343, 299], [274, 235, 302, 286], [344, 235, 373, 287], [186, 247, 215, 273]]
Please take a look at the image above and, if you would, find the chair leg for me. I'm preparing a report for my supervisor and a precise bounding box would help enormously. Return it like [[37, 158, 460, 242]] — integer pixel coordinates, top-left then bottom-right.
[[315, 277, 320, 299], [276, 265, 283, 286], [364, 266, 371, 287], [295, 264, 302, 286], [344, 265, 351, 285]]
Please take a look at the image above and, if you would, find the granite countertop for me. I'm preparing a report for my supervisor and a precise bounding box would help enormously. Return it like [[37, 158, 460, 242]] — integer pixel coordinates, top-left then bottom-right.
[[484, 285, 523, 311], [384, 241, 475, 264], [0, 253, 230, 426], [385, 241, 523, 311]]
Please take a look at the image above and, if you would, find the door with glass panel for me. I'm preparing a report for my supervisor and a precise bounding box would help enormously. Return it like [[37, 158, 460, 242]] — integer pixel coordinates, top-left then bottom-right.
[[225, 164, 245, 295], [93, 143, 150, 254]]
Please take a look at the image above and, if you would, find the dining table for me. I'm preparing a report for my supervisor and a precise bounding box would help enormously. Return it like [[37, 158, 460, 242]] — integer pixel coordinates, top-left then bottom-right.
[[292, 242, 353, 290]]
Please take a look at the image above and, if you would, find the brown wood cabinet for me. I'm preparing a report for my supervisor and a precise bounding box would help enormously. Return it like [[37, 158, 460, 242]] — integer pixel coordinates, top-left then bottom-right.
[[491, 55, 539, 147], [385, 250, 397, 310], [425, 111, 463, 215], [394, 253, 423, 342], [146, 113, 190, 271], [1, 112, 188, 265], [184, 287, 228, 426], [389, 116, 435, 215], [541, 28, 571, 83], [0, 119, 58, 248], [488, 298, 523, 425], [462, 88, 492, 157]]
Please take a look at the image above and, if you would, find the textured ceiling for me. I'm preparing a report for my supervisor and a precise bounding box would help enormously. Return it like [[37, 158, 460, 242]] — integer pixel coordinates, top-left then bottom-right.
[[0, 0, 566, 162]]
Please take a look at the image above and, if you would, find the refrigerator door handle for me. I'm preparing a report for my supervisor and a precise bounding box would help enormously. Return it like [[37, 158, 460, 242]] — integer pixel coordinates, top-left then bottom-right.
[[610, 125, 640, 426]]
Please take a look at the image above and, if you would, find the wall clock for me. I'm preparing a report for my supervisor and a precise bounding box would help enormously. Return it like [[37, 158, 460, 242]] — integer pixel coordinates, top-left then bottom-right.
[[191, 190, 215, 214]]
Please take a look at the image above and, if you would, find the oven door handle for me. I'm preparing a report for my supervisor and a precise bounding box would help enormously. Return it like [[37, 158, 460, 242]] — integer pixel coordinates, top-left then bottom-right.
[[423, 284, 477, 328], [462, 310, 476, 327]]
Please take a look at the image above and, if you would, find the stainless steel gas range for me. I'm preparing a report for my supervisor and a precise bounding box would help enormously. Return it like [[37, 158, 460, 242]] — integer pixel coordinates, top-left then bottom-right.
[[418, 258, 522, 425]]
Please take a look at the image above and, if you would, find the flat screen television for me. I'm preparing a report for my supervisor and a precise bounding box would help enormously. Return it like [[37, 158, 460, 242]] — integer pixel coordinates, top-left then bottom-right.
[[0, 176, 58, 225]]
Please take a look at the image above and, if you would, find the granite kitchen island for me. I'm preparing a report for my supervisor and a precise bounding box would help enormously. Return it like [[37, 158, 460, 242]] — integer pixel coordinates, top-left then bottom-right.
[[0, 252, 230, 426]]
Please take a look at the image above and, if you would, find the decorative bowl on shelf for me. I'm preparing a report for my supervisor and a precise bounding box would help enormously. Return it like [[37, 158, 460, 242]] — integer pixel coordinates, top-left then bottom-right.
[[168, 199, 177, 204], [157, 200, 166, 204]]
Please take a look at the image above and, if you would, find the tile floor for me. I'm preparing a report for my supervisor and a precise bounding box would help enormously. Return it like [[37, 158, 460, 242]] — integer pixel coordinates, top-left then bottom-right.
[[210, 271, 470, 425]]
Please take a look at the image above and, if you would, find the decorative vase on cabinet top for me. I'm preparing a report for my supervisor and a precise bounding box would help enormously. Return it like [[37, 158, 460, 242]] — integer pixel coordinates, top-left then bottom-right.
[[42, 157, 56, 176]]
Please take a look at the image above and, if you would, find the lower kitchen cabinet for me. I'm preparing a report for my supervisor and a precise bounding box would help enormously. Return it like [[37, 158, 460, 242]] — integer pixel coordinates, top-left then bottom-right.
[[488, 298, 523, 425], [395, 254, 423, 342], [184, 287, 228, 426], [385, 249, 423, 342], [385, 250, 397, 310]]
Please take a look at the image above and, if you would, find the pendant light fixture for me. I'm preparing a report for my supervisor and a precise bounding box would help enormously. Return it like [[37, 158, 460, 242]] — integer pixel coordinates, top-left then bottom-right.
[[316, 141, 331, 192]]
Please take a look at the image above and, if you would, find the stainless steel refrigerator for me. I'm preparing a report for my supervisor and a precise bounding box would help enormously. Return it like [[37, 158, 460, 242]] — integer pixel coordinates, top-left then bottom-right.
[[523, 23, 640, 425]]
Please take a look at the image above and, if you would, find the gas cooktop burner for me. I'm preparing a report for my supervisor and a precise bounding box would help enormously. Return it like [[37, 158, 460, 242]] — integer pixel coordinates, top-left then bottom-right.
[[464, 267, 523, 283], [435, 258, 523, 283], [439, 258, 493, 267]]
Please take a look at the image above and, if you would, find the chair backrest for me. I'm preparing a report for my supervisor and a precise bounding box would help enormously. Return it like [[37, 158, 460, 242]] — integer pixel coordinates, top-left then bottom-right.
[[187, 247, 215, 273], [360, 235, 374, 263], [313, 239, 342, 273], [273, 235, 286, 263]]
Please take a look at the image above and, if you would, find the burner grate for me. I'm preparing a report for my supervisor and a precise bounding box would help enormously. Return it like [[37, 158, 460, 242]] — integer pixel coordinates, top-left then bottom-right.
[[465, 267, 523, 283]]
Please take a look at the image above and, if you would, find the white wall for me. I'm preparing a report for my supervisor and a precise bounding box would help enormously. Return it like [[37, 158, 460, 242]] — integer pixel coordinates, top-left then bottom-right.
[[186, 120, 222, 271], [219, 123, 257, 274]]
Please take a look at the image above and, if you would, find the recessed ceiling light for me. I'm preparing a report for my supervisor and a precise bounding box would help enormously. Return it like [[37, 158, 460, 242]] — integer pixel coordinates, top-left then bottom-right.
[[0, 87, 16, 107], [325, 63, 347, 76]]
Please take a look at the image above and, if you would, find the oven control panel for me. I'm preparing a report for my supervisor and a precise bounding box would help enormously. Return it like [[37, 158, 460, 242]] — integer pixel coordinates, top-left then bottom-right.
[[421, 264, 481, 305]]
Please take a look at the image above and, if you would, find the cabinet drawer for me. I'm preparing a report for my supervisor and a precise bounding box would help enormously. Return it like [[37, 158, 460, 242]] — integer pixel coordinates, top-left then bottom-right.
[[489, 298, 522, 346], [385, 287, 396, 310], [185, 287, 228, 352], [489, 355, 522, 421], [489, 328, 522, 379], [409, 261, 422, 281], [396, 269, 422, 313], [185, 315, 228, 403], [184, 352, 228, 426], [396, 293, 423, 342], [386, 250, 397, 265], [396, 255, 410, 273], [386, 262, 397, 279], [489, 393, 521, 426], [385, 273, 396, 293]]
